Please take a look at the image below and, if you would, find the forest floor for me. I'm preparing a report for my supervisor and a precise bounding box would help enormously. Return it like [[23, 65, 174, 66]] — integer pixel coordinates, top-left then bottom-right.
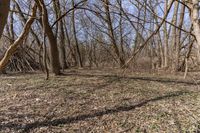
[[0, 68, 200, 133]]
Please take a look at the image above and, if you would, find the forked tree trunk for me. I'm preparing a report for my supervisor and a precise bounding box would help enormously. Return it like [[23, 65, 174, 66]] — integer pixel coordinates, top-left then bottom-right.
[[35, 0, 61, 75], [103, 0, 125, 67]]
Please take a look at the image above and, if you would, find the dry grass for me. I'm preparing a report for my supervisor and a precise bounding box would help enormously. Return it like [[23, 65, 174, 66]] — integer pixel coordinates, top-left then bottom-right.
[[0, 69, 200, 133]]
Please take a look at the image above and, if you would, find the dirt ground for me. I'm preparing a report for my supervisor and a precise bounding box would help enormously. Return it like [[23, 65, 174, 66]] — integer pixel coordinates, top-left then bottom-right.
[[0, 68, 200, 133]]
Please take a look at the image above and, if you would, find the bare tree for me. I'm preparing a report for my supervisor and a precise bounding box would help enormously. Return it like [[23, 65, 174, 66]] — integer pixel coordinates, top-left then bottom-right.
[[35, 0, 61, 75], [103, 0, 125, 67]]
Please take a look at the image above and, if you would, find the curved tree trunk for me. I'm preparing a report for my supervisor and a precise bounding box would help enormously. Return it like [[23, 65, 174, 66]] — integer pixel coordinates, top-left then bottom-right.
[[0, 0, 10, 38]]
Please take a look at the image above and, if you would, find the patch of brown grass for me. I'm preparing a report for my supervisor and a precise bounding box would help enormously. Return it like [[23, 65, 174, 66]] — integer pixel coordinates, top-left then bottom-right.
[[0, 69, 200, 132]]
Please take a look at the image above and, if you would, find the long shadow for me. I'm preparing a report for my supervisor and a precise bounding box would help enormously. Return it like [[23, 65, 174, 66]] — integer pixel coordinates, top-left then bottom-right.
[[63, 73, 200, 86], [0, 90, 191, 132], [14, 72, 199, 93], [16, 74, 121, 93], [2, 71, 199, 87]]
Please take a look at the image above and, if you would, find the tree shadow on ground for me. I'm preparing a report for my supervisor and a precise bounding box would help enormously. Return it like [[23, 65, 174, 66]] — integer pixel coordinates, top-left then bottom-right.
[[16, 74, 121, 92], [63, 73, 200, 86], [0, 90, 191, 133], [14, 72, 199, 93]]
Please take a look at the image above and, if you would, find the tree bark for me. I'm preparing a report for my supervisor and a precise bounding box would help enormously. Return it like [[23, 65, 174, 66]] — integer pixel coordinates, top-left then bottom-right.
[[190, 0, 200, 55], [0, 0, 10, 38], [171, 1, 179, 71], [175, 2, 185, 71], [57, 0, 68, 70], [163, 0, 169, 68], [71, 0, 83, 68], [35, 0, 61, 75], [103, 0, 125, 67]]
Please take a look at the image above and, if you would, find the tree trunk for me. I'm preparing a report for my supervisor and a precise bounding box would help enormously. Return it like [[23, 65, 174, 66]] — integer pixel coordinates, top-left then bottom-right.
[[35, 0, 61, 75], [72, 0, 83, 68], [175, 2, 185, 71], [0, 0, 10, 38], [191, 0, 200, 57], [154, 5, 164, 68], [57, 0, 68, 70], [119, 0, 125, 64], [163, 0, 169, 68], [103, 0, 125, 67], [171, 1, 179, 71], [64, 19, 77, 66]]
